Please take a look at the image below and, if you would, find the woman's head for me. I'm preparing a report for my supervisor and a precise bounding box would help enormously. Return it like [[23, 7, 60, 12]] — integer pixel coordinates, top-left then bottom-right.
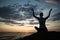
[[40, 12, 43, 17]]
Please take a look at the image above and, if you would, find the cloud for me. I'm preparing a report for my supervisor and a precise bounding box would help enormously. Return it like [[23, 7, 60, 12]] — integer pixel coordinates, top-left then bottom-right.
[[0, 0, 6, 2], [0, 5, 36, 25], [35, 0, 41, 2], [29, 19, 38, 25], [0, 6, 14, 19], [0, 5, 34, 21], [0, 17, 25, 26], [23, 4, 37, 9], [51, 12, 60, 21], [0, 17, 15, 24], [34, 0, 44, 2], [45, 0, 58, 4]]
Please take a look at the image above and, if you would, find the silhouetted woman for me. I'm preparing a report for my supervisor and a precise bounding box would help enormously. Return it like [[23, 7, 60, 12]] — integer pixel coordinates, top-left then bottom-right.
[[31, 8, 52, 32]]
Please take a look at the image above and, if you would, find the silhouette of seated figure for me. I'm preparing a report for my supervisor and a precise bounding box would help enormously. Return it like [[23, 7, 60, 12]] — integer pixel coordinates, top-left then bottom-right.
[[31, 8, 52, 32]]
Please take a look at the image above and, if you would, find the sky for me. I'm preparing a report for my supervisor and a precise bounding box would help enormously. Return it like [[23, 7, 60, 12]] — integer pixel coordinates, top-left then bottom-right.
[[0, 0, 60, 32]]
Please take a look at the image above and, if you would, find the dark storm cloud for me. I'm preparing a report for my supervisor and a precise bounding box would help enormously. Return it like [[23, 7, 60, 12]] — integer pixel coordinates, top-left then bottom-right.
[[0, 0, 6, 2], [56, 0, 60, 2], [0, 4, 37, 24], [23, 3, 37, 9], [17, 8, 33, 19], [51, 12, 60, 21], [35, 0, 44, 2], [13, 4, 37, 20], [0, 6, 33, 20], [0, 6, 21, 23], [35, 0, 40, 1], [0, 6, 21, 20], [0, 6, 14, 19]]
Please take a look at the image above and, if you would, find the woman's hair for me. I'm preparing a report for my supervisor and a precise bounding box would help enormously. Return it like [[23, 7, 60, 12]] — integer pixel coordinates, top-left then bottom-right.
[[40, 12, 43, 16]]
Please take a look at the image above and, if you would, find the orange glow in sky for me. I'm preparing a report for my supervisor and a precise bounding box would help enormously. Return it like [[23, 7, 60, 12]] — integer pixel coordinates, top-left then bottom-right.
[[0, 20, 60, 32], [0, 22, 36, 32]]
